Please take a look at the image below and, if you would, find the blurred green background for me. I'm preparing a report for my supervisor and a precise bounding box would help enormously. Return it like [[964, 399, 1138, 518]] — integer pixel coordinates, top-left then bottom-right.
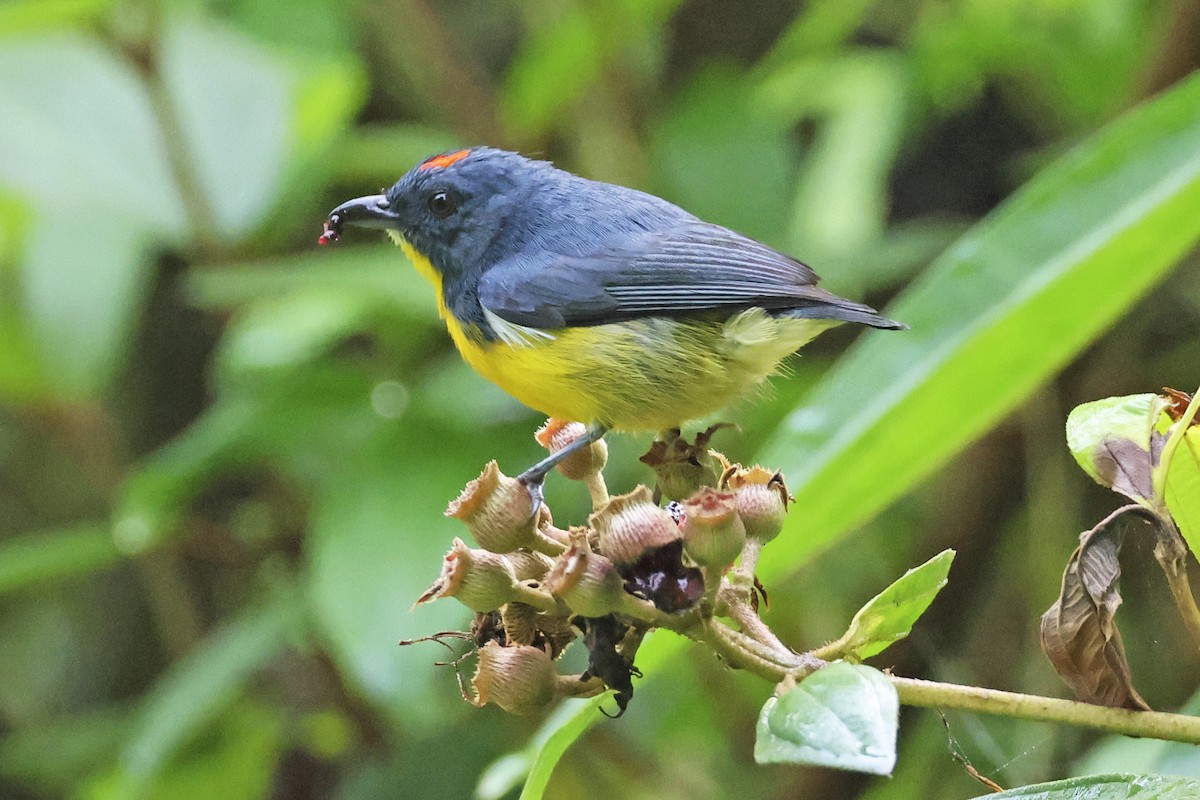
[[2, 0, 1200, 798]]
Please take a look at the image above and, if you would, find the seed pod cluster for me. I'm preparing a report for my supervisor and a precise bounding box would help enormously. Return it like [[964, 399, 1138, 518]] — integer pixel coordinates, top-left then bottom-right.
[[410, 422, 796, 717]]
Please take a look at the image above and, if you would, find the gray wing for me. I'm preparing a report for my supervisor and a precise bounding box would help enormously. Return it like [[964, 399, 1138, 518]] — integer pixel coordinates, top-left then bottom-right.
[[477, 221, 901, 330]]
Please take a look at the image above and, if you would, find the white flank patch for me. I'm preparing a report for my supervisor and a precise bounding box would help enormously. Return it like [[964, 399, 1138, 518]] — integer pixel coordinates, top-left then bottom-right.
[[482, 306, 557, 347]]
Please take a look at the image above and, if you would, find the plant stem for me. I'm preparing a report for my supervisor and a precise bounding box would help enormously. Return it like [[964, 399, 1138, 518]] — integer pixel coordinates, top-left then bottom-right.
[[719, 586, 796, 661], [891, 677, 1200, 745], [585, 472, 609, 510], [1153, 383, 1200, 498], [697, 614, 1200, 745], [737, 538, 765, 580], [703, 620, 819, 681], [512, 583, 560, 613], [1154, 529, 1200, 651], [557, 674, 608, 698]]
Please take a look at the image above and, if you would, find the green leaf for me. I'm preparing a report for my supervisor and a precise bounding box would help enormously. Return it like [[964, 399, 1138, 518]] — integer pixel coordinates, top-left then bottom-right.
[[501, 5, 600, 139], [188, 250, 441, 383], [114, 362, 389, 552], [973, 773, 1200, 800], [1162, 390, 1200, 554], [0, 21, 363, 397], [501, 0, 677, 139], [1165, 425, 1200, 553], [92, 701, 283, 800], [761, 0, 879, 63], [517, 694, 612, 799], [754, 662, 898, 775], [827, 549, 955, 661], [161, 16, 364, 243], [213, 289, 378, 377], [0, 524, 120, 595], [758, 71, 1200, 576], [474, 693, 611, 800], [224, 0, 356, 60], [0, 305, 45, 402], [1065, 393, 1167, 504]]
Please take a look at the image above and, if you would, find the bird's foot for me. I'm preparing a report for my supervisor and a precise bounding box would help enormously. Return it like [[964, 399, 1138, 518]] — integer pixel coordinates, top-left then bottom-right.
[[516, 470, 547, 519]]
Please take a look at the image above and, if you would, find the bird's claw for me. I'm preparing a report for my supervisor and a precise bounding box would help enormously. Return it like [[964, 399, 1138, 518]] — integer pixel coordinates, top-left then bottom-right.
[[517, 472, 546, 520]]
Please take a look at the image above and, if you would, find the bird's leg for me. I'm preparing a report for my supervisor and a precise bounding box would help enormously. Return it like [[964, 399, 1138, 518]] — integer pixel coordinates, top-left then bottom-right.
[[518, 423, 610, 515]]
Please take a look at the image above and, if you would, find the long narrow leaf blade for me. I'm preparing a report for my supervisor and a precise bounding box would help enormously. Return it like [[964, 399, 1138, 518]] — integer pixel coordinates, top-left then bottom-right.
[[761, 73, 1200, 572]]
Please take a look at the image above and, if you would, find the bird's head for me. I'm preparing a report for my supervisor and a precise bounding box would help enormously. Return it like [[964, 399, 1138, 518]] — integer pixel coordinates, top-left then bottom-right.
[[322, 147, 547, 279]]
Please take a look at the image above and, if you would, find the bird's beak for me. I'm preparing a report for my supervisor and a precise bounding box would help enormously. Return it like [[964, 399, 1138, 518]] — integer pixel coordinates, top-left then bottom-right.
[[329, 194, 400, 229], [319, 194, 401, 244]]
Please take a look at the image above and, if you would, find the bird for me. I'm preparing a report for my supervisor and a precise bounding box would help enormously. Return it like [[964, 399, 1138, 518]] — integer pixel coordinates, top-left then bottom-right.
[[320, 147, 902, 504]]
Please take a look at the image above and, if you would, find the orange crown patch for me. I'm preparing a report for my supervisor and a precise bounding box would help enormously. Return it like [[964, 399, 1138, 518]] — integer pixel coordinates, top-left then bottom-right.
[[419, 149, 471, 171]]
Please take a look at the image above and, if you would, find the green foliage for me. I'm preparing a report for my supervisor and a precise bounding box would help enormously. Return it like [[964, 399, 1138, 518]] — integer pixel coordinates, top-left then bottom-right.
[[974, 774, 1200, 800], [0, 525, 119, 595], [474, 694, 616, 800], [1074, 688, 1200, 777], [754, 663, 898, 775], [1066, 393, 1167, 506], [823, 549, 955, 661], [113, 588, 302, 796], [759, 70, 1200, 574], [0, 0, 1197, 798], [1042, 386, 1200, 706], [1163, 393, 1200, 552]]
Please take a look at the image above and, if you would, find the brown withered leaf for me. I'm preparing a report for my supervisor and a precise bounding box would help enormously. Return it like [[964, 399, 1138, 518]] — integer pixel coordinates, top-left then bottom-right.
[[1040, 506, 1153, 710]]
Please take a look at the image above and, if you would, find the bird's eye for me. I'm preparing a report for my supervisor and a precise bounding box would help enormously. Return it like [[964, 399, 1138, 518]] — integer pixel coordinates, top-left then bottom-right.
[[427, 191, 457, 218]]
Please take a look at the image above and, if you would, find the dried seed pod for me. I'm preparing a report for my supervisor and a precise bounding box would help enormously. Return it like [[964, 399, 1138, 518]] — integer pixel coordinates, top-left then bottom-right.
[[500, 602, 540, 647], [471, 641, 560, 715], [680, 487, 746, 569], [639, 427, 730, 500], [504, 549, 556, 582], [415, 538, 520, 612], [446, 461, 564, 554], [498, 603, 577, 657], [544, 540, 629, 618], [590, 486, 680, 565], [535, 418, 608, 480], [720, 465, 789, 543]]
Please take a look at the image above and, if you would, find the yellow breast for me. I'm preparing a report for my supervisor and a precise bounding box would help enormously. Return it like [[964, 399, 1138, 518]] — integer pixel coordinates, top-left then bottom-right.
[[395, 238, 830, 431]]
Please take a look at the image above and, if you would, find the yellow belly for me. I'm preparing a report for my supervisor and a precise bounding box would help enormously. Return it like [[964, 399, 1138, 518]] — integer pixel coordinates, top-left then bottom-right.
[[460, 314, 834, 430], [397, 237, 833, 431]]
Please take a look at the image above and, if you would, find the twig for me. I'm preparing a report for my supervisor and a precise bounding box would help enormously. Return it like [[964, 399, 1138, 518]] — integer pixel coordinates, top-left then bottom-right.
[[702, 619, 821, 681], [695, 610, 1200, 745], [718, 584, 796, 662], [1153, 518, 1200, 651], [892, 677, 1200, 745]]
